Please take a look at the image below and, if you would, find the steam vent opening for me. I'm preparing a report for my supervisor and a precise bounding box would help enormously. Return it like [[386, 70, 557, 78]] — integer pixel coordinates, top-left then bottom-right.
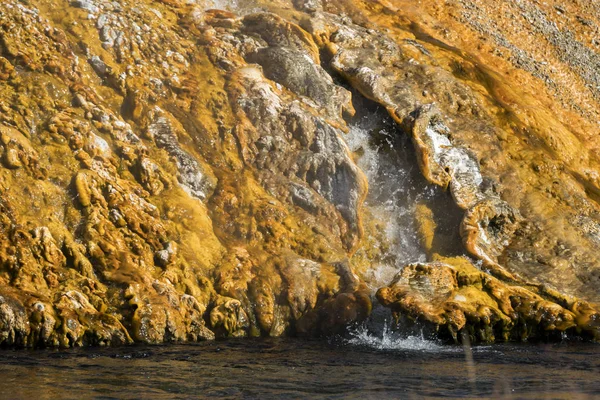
[[1, 0, 600, 397]]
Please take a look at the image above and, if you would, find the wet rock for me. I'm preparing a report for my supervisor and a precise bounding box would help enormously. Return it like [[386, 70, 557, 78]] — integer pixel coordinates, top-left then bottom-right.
[[303, 5, 600, 308], [248, 278, 277, 335], [225, 62, 367, 250], [136, 157, 168, 195], [70, 0, 99, 13], [0, 0, 599, 348], [293, 0, 322, 13], [28, 301, 57, 346], [0, 125, 42, 176], [376, 257, 594, 343], [0, 295, 29, 347], [210, 296, 250, 337], [149, 112, 216, 200], [154, 241, 177, 267], [180, 294, 215, 341], [460, 198, 522, 279], [415, 203, 437, 256], [88, 56, 108, 77], [56, 290, 132, 347], [240, 13, 321, 61], [279, 256, 325, 321], [246, 46, 354, 124], [127, 280, 214, 344], [411, 105, 486, 209]]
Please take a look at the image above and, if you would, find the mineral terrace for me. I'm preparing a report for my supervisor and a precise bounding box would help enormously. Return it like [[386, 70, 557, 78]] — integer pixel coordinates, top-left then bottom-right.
[[0, 0, 599, 347]]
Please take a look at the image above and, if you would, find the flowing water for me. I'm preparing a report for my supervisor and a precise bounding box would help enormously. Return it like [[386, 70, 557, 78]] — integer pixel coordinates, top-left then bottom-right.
[[345, 95, 466, 292], [1, 338, 599, 399]]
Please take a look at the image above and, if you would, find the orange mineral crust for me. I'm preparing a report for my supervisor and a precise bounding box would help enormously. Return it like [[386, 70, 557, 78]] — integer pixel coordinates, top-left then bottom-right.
[[0, 0, 597, 346]]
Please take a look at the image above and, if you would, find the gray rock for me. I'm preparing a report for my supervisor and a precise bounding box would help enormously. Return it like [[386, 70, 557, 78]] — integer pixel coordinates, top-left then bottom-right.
[[70, 0, 99, 14], [89, 55, 108, 77], [246, 46, 354, 122], [149, 115, 215, 201]]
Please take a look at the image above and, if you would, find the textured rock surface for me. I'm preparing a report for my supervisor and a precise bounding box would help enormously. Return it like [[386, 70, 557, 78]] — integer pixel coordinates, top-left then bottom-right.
[[0, 0, 598, 346], [377, 256, 600, 343]]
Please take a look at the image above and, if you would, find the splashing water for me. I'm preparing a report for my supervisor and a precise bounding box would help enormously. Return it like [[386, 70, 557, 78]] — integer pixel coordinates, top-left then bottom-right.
[[346, 322, 448, 352]]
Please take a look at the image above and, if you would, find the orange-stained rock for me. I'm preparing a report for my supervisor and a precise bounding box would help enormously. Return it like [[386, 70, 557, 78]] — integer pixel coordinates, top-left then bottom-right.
[[0, 0, 373, 347], [376, 257, 598, 343], [299, 1, 600, 305], [0, 0, 599, 348]]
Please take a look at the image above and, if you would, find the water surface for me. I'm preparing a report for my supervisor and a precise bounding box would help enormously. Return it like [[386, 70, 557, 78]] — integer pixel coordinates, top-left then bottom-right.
[[1, 336, 598, 399]]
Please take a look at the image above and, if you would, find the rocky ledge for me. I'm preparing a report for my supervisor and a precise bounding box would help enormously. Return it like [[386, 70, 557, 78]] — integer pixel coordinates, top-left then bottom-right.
[[0, 0, 598, 347]]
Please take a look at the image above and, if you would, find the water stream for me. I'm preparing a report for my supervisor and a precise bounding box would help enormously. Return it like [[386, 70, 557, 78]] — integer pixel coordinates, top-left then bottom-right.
[[343, 94, 467, 350], [346, 95, 465, 287]]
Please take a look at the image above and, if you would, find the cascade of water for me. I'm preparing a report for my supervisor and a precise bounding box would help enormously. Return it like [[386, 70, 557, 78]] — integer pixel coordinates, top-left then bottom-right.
[[344, 96, 465, 349], [346, 94, 465, 286], [346, 106, 428, 292]]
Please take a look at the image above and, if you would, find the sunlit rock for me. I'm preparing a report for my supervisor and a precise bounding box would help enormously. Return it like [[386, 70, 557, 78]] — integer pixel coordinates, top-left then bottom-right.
[[376, 257, 599, 343], [0, 0, 598, 348]]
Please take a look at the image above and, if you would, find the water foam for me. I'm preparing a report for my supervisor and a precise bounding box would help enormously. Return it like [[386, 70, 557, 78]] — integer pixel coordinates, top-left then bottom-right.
[[346, 322, 447, 352]]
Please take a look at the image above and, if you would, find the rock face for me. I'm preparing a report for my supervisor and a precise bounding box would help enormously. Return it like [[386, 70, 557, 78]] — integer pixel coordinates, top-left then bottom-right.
[[0, 0, 598, 346], [377, 257, 600, 343]]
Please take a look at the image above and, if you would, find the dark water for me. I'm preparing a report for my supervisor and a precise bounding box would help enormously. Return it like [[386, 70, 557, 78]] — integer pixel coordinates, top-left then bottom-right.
[[1, 336, 599, 399]]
